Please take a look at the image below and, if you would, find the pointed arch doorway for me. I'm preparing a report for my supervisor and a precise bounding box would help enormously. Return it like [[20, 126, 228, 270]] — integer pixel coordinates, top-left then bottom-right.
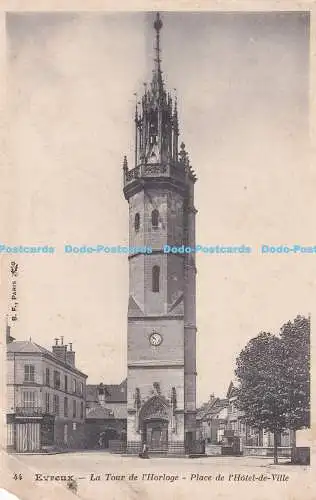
[[139, 396, 169, 452]]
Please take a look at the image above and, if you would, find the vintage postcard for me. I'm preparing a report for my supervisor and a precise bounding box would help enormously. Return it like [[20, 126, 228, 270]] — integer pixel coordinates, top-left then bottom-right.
[[0, 2, 315, 500]]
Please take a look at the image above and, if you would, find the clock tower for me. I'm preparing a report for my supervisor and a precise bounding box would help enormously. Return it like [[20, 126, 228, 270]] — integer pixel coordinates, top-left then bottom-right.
[[123, 13, 197, 455]]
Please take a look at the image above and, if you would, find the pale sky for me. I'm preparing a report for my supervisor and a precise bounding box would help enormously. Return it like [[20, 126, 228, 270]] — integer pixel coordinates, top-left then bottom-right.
[[6, 11, 312, 404]]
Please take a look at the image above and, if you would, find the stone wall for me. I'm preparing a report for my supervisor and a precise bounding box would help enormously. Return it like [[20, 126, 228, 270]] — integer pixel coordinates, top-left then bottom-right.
[[243, 446, 291, 458]]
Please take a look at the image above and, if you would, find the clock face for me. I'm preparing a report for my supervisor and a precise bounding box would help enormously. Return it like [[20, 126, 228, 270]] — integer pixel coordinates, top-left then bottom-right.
[[149, 332, 162, 346]]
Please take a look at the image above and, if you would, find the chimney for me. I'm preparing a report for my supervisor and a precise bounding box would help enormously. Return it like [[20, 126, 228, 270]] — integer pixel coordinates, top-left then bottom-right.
[[52, 336, 67, 362], [66, 342, 75, 367]]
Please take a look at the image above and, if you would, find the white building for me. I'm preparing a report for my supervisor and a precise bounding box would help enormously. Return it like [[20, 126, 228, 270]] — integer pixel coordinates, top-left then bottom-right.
[[7, 336, 87, 452]]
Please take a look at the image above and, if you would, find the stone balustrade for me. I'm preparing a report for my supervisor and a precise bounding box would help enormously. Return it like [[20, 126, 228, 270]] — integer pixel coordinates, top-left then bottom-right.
[[124, 163, 188, 187]]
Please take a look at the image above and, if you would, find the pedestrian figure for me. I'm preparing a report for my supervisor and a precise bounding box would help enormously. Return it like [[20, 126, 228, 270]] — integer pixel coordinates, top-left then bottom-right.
[[139, 442, 149, 459], [97, 432, 105, 449]]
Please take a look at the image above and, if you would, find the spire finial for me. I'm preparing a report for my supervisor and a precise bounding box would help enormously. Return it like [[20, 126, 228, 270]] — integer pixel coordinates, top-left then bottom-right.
[[153, 13, 163, 84]]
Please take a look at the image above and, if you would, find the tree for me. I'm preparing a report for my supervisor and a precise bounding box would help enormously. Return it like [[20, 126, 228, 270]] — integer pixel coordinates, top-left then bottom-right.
[[235, 316, 310, 464], [235, 332, 289, 464], [279, 315, 310, 460]]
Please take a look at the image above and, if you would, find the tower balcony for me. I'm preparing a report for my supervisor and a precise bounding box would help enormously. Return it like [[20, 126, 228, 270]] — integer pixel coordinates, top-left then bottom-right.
[[123, 162, 195, 200], [124, 163, 185, 184]]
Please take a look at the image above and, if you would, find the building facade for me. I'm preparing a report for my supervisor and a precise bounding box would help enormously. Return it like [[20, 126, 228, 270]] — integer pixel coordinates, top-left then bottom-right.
[[197, 394, 229, 445], [85, 380, 127, 449], [123, 13, 198, 455], [224, 382, 258, 454], [7, 337, 87, 453], [197, 383, 292, 457], [224, 382, 291, 456], [225, 381, 292, 454]]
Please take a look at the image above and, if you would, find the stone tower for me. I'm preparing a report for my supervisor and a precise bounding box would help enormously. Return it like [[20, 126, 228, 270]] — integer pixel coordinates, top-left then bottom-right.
[[123, 13, 197, 455]]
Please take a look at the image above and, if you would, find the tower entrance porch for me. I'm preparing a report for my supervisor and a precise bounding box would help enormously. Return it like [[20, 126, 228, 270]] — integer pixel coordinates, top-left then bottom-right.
[[142, 419, 168, 452], [139, 396, 169, 452]]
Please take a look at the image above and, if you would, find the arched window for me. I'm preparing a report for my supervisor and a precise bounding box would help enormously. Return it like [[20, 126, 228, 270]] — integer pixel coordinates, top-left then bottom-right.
[[152, 266, 160, 293], [152, 209, 159, 228], [134, 213, 140, 231]]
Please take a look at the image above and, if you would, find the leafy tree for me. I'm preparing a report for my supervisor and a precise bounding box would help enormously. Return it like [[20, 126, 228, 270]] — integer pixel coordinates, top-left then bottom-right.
[[235, 316, 310, 464], [235, 332, 289, 464], [279, 315, 310, 457]]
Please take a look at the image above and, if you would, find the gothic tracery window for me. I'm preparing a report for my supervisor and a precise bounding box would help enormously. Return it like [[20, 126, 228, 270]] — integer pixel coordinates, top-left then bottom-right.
[[152, 265, 160, 293], [151, 209, 159, 228]]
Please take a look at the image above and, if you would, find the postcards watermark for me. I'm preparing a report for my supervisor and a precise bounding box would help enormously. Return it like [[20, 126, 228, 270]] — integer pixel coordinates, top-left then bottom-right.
[[63, 244, 316, 254], [64, 245, 153, 254], [63, 244, 252, 254], [2, 243, 316, 255], [0, 244, 55, 254], [261, 245, 316, 254]]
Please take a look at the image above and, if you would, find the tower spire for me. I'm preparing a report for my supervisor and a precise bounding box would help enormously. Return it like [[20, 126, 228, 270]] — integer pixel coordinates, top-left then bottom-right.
[[153, 12, 163, 86], [151, 12, 164, 100], [125, 12, 194, 176], [123, 13, 198, 455]]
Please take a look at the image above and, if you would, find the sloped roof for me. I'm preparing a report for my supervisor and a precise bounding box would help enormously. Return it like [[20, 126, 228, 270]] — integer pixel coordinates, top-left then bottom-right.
[[226, 380, 239, 399], [86, 385, 109, 403], [128, 297, 144, 316], [210, 398, 228, 414], [86, 379, 127, 403], [7, 341, 53, 355], [86, 406, 114, 419], [7, 340, 87, 377], [105, 380, 127, 402], [197, 397, 228, 420], [197, 397, 218, 416]]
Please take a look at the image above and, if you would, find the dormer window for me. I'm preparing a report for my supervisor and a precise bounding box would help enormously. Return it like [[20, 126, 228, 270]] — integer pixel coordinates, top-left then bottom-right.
[[151, 209, 159, 228], [134, 213, 140, 231]]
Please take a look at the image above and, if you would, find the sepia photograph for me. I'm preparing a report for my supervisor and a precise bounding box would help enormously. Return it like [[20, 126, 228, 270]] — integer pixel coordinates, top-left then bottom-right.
[[1, 6, 314, 500]]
